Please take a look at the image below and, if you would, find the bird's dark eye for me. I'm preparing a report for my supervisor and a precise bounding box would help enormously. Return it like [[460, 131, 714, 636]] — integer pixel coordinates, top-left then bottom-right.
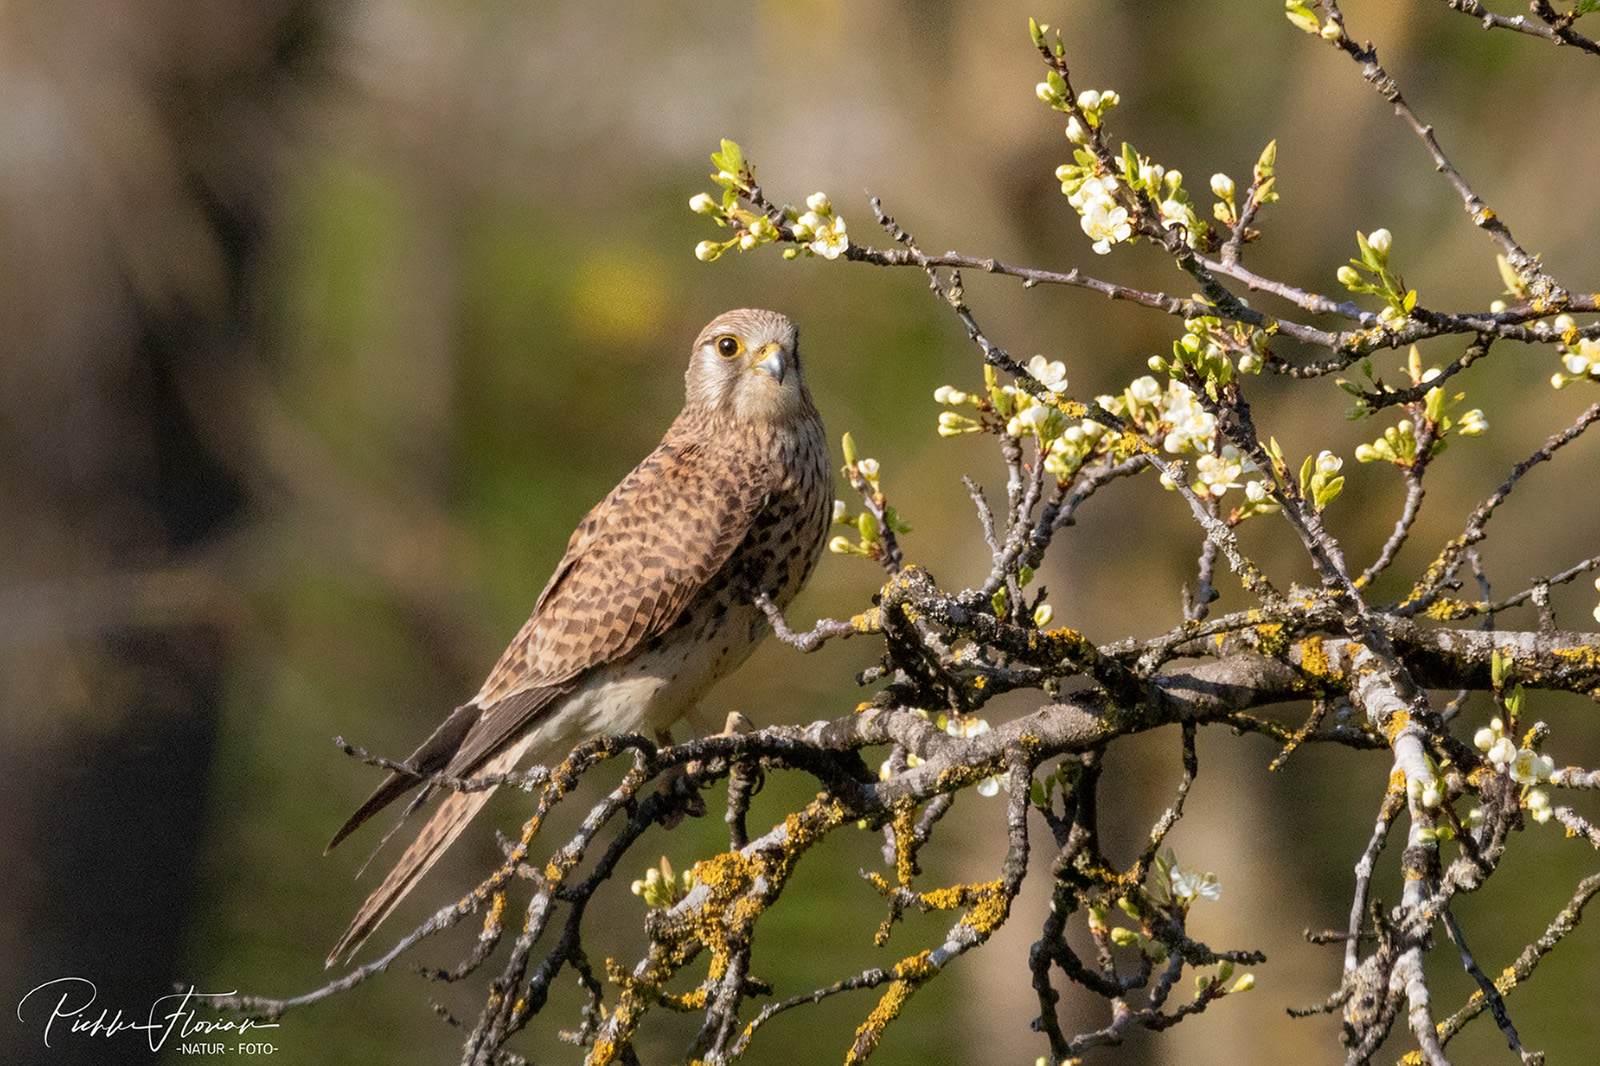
[[716, 335, 741, 358]]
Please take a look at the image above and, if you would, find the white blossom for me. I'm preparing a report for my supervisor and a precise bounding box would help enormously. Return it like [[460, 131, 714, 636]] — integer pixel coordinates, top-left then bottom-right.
[[808, 215, 849, 259], [1486, 736, 1517, 770], [1080, 199, 1130, 254], [1007, 403, 1053, 439], [1510, 748, 1555, 786], [1169, 864, 1222, 905], [1026, 355, 1070, 392], [1159, 382, 1217, 453], [1195, 449, 1245, 498], [938, 411, 979, 436], [1129, 375, 1161, 405]]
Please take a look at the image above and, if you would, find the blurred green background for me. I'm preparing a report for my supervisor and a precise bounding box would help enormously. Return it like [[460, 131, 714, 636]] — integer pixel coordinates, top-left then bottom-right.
[[3, 1, 1598, 1063]]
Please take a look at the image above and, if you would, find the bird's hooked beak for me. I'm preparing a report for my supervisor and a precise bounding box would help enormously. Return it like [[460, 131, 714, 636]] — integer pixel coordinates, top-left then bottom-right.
[[753, 342, 787, 384]]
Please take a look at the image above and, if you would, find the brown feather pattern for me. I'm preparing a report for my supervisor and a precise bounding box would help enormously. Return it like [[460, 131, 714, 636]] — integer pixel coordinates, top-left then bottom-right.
[[325, 309, 830, 965]]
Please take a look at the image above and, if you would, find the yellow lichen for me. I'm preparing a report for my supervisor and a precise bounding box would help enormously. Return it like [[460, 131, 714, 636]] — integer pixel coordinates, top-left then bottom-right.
[[661, 988, 708, 1011], [891, 800, 917, 888], [961, 890, 1012, 935], [850, 607, 883, 634], [1254, 622, 1288, 658], [1381, 709, 1412, 742], [845, 951, 938, 1066], [1551, 644, 1600, 672], [1298, 635, 1333, 680]]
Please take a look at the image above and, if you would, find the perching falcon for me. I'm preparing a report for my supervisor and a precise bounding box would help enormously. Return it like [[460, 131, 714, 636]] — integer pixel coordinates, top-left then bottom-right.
[[325, 308, 831, 965]]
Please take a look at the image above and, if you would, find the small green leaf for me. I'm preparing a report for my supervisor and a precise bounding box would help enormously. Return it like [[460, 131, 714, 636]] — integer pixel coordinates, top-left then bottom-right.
[[716, 138, 745, 173], [1256, 139, 1277, 175], [1285, 2, 1321, 33], [1315, 475, 1344, 509], [1355, 230, 1376, 268], [1496, 254, 1522, 296]]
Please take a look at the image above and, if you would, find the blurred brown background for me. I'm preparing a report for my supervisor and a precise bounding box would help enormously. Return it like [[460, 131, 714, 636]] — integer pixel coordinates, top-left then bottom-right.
[[2, 1, 1597, 1063]]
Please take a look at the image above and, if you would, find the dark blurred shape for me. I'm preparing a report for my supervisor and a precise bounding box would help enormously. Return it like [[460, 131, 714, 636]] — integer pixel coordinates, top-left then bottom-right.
[[0, 2, 325, 1063]]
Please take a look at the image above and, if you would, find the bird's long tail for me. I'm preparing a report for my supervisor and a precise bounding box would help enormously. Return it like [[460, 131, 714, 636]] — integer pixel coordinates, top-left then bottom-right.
[[326, 734, 537, 967]]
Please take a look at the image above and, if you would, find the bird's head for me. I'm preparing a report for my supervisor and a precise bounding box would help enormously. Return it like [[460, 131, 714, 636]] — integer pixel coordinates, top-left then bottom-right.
[[685, 308, 812, 428]]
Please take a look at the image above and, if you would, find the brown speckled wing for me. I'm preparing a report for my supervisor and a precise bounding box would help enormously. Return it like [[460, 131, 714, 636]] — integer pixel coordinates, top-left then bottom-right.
[[325, 430, 779, 966], [446, 429, 775, 776]]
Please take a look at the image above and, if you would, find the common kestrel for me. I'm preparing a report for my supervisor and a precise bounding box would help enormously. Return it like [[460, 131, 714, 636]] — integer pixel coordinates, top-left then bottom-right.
[[325, 308, 830, 965]]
